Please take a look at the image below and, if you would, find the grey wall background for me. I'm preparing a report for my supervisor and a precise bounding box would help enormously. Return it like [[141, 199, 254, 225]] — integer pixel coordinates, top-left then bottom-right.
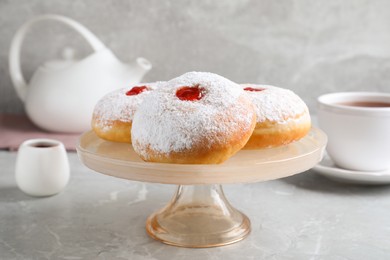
[[1, 0, 390, 115]]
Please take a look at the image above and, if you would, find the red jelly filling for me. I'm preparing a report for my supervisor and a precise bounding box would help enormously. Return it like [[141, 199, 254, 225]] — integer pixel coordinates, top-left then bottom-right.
[[126, 86, 148, 96], [176, 85, 203, 101], [244, 87, 265, 92]]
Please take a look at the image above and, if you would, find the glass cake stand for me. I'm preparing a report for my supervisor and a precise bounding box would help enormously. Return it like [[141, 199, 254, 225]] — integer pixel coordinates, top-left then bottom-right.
[[77, 128, 327, 248]]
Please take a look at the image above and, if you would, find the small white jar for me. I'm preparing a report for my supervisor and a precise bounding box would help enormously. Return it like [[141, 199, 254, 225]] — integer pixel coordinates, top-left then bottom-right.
[[15, 139, 70, 197]]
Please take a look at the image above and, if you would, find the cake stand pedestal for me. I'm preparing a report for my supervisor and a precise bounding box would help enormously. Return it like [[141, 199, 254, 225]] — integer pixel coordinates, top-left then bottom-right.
[[77, 128, 327, 248], [146, 184, 250, 247]]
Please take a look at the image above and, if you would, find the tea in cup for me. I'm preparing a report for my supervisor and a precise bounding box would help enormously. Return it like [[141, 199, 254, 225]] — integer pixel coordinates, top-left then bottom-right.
[[317, 92, 390, 172]]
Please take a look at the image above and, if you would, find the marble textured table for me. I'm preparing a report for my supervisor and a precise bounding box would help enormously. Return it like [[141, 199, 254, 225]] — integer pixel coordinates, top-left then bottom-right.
[[1, 150, 390, 259]]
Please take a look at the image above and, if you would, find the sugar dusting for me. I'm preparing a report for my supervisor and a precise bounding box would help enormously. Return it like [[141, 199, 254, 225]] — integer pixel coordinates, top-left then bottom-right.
[[93, 82, 163, 131], [241, 84, 309, 123], [132, 72, 255, 158]]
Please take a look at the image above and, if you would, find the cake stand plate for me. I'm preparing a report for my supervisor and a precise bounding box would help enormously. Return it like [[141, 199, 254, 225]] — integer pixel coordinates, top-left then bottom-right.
[[77, 128, 327, 248]]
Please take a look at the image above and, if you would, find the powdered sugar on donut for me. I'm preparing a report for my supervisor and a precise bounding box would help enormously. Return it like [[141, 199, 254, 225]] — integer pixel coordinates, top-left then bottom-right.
[[242, 84, 309, 123], [93, 82, 162, 132], [132, 72, 255, 158]]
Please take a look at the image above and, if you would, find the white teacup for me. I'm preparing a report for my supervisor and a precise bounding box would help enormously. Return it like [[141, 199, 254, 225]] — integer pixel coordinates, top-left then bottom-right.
[[317, 92, 390, 172], [15, 139, 70, 197]]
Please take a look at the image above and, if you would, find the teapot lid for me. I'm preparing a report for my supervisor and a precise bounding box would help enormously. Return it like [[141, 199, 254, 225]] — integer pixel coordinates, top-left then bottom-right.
[[42, 47, 76, 71]]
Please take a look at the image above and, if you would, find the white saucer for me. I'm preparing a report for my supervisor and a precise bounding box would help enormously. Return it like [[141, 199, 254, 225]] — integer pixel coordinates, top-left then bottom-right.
[[312, 153, 390, 185]]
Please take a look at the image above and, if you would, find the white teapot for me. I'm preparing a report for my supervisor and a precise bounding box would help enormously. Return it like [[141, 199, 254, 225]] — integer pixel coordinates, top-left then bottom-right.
[[9, 14, 152, 133]]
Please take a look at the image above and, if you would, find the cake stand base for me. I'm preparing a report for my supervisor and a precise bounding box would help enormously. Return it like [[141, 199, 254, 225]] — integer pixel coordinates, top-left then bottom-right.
[[77, 128, 327, 248], [146, 184, 250, 248]]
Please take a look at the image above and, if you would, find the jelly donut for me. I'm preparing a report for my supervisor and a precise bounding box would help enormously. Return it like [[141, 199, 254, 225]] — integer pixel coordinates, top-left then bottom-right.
[[242, 84, 311, 149], [92, 82, 162, 143], [131, 72, 256, 164]]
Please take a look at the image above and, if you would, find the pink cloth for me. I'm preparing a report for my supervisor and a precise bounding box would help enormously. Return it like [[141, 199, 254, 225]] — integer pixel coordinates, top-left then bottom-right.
[[0, 114, 82, 151]]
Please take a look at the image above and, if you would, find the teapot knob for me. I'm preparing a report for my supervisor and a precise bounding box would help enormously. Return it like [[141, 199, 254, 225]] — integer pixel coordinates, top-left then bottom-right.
[[42, 47, 77, 70], [62, 47, 76, 61]]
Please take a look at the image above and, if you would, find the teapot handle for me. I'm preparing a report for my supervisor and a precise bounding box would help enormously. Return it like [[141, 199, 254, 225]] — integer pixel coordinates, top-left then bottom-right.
[[9, 14, 107, 102]]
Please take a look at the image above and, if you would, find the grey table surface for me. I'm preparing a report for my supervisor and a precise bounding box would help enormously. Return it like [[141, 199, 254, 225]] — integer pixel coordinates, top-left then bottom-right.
[[1, 150, 390, 260]]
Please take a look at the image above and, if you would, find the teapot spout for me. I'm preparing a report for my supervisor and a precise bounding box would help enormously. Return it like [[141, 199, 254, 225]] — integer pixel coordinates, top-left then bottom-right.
[[131, 57, 152, 82]]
